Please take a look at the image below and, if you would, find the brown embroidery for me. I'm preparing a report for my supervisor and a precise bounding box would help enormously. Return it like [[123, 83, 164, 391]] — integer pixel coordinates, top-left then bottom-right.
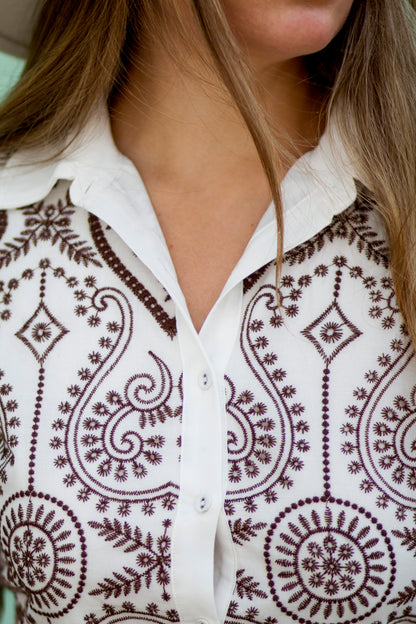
[[0, 370, 19, 492], [387, 608, 416, 624], [0, 211, 6, 241], [264, 499, 395, 623], [243, 263, 272, 295], [15, 273, 69, 364], [285, 187, 390, 269], [389, 583, 416, 608], [84, 602, 180, 623], [89, 214, 177, 338], [392, 522, 416, 556], [0, 182, 414, 624], [89, 517, 172, 602], [0, 491, 87, 618], [0, 190, 101, 269]]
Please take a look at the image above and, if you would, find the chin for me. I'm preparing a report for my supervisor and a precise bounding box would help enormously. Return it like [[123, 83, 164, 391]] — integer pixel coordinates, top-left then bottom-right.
[[224, 1, 354, 65], [294, 5, 351, 53]]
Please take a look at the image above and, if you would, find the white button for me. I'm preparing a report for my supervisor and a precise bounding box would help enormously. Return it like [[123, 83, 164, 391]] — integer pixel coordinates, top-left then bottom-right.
[[197, 619, 209, 624], [198, 370, 211, 390], [195, 495, 211, 513]]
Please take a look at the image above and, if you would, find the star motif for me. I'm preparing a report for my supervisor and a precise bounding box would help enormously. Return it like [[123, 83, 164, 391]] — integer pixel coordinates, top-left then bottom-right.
[[15, 301, 68, 364], [302, 301, 361, 364]]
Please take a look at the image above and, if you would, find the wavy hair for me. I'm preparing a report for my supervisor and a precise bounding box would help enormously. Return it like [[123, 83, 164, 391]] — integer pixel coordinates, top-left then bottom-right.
[[1, 0, 416, 345]]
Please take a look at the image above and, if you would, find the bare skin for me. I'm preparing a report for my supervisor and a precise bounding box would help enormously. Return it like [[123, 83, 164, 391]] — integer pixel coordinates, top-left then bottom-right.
[[111, 1, 354, 331]]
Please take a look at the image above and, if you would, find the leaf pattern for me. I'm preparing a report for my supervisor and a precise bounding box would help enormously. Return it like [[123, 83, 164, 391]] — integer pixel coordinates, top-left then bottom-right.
[[392, 526, 416, 556], [89, 518, 172, 601], [388, 581, 416, 607], [229, 518, 267, 546], [235, 570, 267, 601], [0, 189, 101, 269], [285, 184, 389, 268]]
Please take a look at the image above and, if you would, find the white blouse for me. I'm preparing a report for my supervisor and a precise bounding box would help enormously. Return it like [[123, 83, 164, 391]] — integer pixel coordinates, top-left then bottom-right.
[[0, 113, 415, 624]]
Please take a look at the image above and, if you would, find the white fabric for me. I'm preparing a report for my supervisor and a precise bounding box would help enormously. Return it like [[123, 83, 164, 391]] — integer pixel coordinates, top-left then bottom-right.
[[0, 112, 414, 624]]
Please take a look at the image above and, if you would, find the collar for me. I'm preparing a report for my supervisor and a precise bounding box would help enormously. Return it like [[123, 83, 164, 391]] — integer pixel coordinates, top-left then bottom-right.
[[0, 107, 358, 311], [0, 111, 124, 208]]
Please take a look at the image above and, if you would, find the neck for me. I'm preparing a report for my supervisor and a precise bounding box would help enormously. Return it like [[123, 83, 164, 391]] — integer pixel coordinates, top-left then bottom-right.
[[110, 35, 324, 197], [109, 24, 326, 331]]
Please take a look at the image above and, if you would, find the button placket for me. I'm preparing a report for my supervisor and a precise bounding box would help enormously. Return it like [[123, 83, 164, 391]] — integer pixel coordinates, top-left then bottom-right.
[[173, 311, 230, 624], [198, 370, 212, 390], [195, 495, 211, 513]]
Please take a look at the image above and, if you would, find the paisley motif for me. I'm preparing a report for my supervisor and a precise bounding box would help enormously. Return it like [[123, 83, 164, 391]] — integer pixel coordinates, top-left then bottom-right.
[[64, 288, 182, 502]]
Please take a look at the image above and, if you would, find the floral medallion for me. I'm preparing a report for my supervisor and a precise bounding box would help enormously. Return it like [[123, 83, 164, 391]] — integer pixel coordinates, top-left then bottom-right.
[[0, 491, 86, 618], [264, 498, 396, 623]]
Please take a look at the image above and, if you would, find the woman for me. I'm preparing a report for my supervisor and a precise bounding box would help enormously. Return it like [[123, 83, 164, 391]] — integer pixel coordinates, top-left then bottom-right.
[[0, 1, 415, 623]]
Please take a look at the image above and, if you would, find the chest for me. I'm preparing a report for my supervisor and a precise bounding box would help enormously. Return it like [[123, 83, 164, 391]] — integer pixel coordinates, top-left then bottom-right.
[[0, 192, 415, 624], [149, 183, 272, 331]]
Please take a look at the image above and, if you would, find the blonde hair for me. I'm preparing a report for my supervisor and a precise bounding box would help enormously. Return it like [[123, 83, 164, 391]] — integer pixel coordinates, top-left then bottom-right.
[[1, 0, 416, 346]]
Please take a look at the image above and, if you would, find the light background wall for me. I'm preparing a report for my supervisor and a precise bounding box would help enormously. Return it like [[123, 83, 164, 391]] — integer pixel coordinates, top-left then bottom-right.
[[0, 50, 24, 100], [0, 49, 25, 624]]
